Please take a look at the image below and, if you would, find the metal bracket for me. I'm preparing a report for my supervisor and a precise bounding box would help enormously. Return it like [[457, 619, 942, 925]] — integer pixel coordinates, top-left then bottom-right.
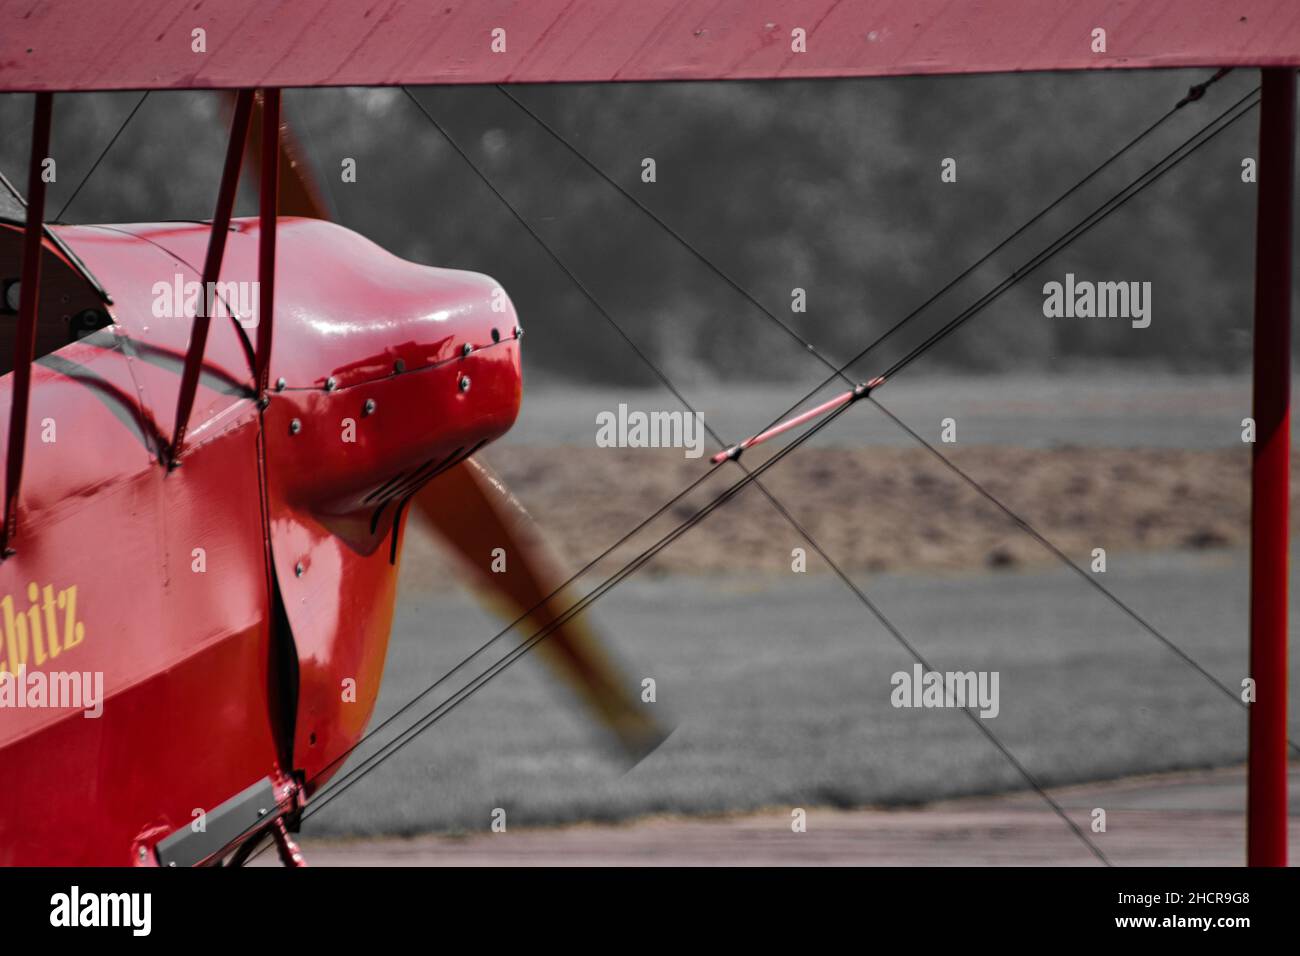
[[153, 776, 283, 868]]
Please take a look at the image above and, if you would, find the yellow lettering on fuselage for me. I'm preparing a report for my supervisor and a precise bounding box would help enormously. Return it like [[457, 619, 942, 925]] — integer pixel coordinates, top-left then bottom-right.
[[0, 583, 85, 676]]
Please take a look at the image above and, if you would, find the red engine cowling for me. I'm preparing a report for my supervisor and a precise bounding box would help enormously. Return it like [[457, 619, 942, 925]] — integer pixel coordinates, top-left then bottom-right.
[[249, 218, 523, 789], [64, 216, 523, 793]]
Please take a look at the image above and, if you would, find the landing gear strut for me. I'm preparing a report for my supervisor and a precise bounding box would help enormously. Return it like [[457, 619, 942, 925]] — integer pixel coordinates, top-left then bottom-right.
[[271, 817, 308, 867]]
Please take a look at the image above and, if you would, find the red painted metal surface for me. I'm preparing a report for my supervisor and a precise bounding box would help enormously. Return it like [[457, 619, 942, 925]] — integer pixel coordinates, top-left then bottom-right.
[[1247, 68, 1293, 869], [2, 92, 51, 551], [5, 1, 1300, 92], [166, 215, 522, 786], [0, 215, 521, 862], [0, 232, 283, 865], [243, 220, 522, 788]]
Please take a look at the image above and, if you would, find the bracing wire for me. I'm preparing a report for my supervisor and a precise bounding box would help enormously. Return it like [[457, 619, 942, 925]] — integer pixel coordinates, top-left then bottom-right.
[[320, 75, 1251, 796], [497, 74, 1271, 727], [54, 91, 150, 222], [496, 69, 1233, 393]]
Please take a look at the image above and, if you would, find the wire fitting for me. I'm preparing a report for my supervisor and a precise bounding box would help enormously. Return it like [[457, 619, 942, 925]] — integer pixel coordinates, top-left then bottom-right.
[[1176, 67, 1232, 109]]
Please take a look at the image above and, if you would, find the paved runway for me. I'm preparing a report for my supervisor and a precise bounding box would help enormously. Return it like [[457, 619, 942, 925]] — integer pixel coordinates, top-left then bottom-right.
[[272, 765, 1299, 866]]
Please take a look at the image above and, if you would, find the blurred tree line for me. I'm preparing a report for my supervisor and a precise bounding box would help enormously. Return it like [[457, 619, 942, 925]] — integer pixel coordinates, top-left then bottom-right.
[[0, 70, 1270, 385]]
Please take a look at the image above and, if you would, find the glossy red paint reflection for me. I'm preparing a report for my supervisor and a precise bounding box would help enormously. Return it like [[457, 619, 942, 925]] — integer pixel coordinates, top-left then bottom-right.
[[0, 218, 521, 863]]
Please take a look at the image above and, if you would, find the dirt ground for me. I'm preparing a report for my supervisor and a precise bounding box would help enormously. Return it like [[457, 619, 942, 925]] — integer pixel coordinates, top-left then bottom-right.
[[440, 444, 1263, 579], [265, 765, 1300, 866]]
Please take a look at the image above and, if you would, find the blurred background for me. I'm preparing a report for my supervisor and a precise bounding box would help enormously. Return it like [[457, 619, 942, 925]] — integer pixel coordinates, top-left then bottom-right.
[[0, 69, 1268, 381], [6, 70, 1295, 862]]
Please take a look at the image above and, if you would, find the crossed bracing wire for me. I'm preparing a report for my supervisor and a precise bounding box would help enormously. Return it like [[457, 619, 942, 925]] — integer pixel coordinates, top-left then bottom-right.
[[389, 86, 1120, 862], [241, 73, 1267, 865], [492, 76, 1265, 717], [293, 74, 1265, 812]]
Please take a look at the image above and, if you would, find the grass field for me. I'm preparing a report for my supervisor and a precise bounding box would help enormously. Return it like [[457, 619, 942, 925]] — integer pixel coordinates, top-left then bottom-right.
[[304, 547, 1296, 839]]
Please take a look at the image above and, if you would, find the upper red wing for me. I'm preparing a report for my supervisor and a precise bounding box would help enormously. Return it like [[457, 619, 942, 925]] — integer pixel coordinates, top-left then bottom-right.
[[4, 0, 1300, 93]]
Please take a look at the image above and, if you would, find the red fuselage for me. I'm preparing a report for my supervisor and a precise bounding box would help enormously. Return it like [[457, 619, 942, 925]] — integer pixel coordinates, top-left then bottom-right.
[[0, 217, 521, 864]]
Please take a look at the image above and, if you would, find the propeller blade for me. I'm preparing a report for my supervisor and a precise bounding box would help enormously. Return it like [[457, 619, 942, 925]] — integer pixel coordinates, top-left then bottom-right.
[[412, 458, 671, 762], [227, 90, 332, 219], [236, 92, 668, 761]]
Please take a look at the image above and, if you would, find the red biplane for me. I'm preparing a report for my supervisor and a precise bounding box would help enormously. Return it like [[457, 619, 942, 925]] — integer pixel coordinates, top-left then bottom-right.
[[0, 0, 1295, 867]]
